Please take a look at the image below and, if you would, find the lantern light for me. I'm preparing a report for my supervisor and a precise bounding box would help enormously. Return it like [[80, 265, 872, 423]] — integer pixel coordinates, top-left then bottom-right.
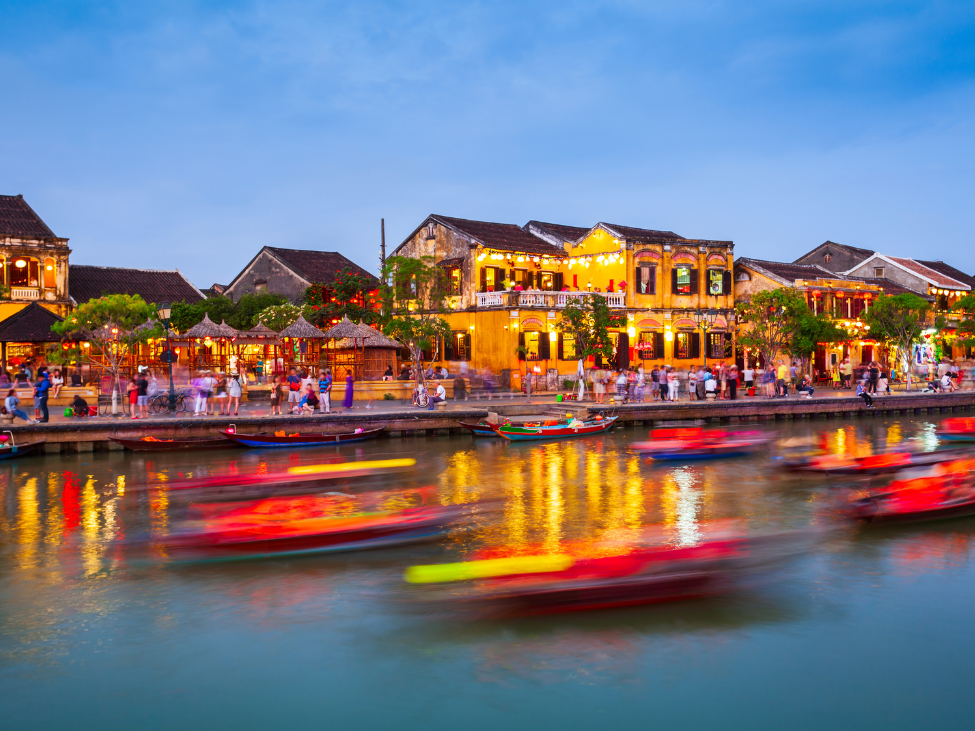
[[14, 259, 26, 268], [627, 326, 636, 338], [549, 330, 558, 342]]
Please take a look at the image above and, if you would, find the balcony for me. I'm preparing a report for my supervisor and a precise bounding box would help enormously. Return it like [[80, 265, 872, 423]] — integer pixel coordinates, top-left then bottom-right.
[[475, 290, 626, 309], [10, 288, 40, 300]]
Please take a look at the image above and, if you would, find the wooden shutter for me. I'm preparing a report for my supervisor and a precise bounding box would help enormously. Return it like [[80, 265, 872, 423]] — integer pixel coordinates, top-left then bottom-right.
[[654, 332, 665, 360], [647, 266, 656, 295], [463, 333, 471, 361], [671, 268, 678, 295], [479, 267, 487, 293], [617, 332, 629, 370], [518, 332, 525, 361], [444, 334, 455, 361], [634, 266, 642, 294], [690, 269, 699, 295], [539, 334, 551, 360], [557, 333, 564, 361], [722, 269, 732, 295], [554, 273, 564, 291], [690, 332, 701, 359]]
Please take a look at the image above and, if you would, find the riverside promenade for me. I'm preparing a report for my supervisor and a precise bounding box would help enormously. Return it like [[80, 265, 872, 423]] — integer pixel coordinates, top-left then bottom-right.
[[5, 389, 975, 453]]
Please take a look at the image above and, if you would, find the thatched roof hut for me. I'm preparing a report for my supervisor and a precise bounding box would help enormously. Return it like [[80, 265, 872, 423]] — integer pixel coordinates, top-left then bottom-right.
[[334, 328, 400, 349], [182, 313, 224, 339], [279, 315, 327, 340], [216, 320, 238, 338], [321, 316, 376, 341], [234, 320, 281, 345]]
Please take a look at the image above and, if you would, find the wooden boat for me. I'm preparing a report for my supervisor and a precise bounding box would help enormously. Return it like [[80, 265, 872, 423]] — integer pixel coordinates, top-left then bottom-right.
[[936, 417, 975, 442], [458, 421, 500, 437], [496, 416, 617, 442], [631, 428, 772, 461], [0, 434, 46, 460], [222, 426, 385, 448], [781, 448, 972, 476], [851, 459, 975, 525], [109, 435, 238, 452]]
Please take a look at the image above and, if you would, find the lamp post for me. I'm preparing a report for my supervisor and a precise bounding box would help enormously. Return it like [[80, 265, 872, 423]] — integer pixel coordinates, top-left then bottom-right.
[[693, 308, 720, 367], [157, 301, 177, 413]]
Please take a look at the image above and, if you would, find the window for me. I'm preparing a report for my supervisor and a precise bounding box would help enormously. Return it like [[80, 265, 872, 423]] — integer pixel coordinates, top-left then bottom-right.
[[445, 267, 461, 295], [479, 266, 505, 292], [43, 258, 56, 289], [708, 269, 724, 295], [7, 257, 38, 288], [447, 331, 471, 360], [874, 267, 885, 278], [538, 271, 555, 291], [637, 331, 665, 359], [635, 265, 656, 294], [558, 333, 576, 360], [671, 267, 698, 295], [518, 331, 550, 361], [513, 269, 532, 289], [708, 333, 725, 359], [675, 332, 700, 359]]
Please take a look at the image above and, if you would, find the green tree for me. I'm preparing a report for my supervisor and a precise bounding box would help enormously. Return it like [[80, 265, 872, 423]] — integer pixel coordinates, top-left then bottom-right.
[[786, 311, 847, 372], [863, 292, 932, 390], [51, 294, 161, 406], [556, 294, 627, 362], [229, 292, 289, 330], [380, 255, 451, 387], [304, 269, 380, 328], [735, 287, 811, 372], [950, 295, 975, 350], [170, 292, 288, 332], [255, 303, 305, 332]]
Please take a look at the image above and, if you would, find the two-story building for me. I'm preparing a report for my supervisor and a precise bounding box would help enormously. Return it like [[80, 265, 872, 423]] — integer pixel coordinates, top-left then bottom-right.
[[391, 215, 736, 384]]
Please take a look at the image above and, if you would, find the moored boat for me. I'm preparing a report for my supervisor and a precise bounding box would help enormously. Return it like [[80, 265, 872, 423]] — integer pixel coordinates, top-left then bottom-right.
[[222, 426, 384, 448], [496, 416, 617, 442], [458, 421, 500, 437], [0, 433, 46, 460], [109, 435, 238, 452]]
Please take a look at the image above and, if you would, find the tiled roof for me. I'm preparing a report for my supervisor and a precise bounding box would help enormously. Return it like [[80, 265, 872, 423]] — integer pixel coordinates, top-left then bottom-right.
[[601, 223, 685, 243], [0, 194, 58, 239], [265, 247, 379, 287], [916, 260, 975, 290], [735, 257, 833, 284], [69, 265, 205, 305], [886, 256, 970, 289], [526, 221, 592, 244], [855, 278, 928, 297], [793, 240, 875, 264], [433, 215, 565, 255], [0, 302, 63, 342]]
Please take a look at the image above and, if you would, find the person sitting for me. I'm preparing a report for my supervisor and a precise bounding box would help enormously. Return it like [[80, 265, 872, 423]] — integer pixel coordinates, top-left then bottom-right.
[[397, 366, 411, 381], [70, 371, 83, 387], [300, 384, 320, 414], [427, 380, 447, 410], [797, 374, 815, 398], [704, 376, 718, 400], [71, 394, 89, 417], [856, 380, 874, 408], [382, 365, 394, 381], [4, 388, 33, 423], [941, 372, 955, 393]]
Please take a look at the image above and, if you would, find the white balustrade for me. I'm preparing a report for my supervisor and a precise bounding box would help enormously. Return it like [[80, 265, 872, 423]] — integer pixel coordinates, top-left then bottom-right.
[[475, 292, 506, 307], [10, 288, 40, 300], [517, 293, 548, 307], [477, 289, 625, 309]]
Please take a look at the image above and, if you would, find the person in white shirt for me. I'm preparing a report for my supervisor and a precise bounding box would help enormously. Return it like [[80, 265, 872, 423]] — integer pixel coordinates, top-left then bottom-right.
[[743, 367, 755, 390], [941, 373, 954, 392], [427, 381, 447, 410]]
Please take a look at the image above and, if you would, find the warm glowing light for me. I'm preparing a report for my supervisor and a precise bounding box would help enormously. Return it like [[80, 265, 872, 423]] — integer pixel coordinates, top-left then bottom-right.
[[549, 330, 558, 342], [627, 326, 636, 338], [665, 329, 674, 341], [14, 259, 26, 268], [404, 555, 574, 583], [287, 458, 416, 475]]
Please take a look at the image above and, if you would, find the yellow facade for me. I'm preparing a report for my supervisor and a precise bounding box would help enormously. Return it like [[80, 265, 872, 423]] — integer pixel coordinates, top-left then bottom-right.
[[393, 217, 736, 382]]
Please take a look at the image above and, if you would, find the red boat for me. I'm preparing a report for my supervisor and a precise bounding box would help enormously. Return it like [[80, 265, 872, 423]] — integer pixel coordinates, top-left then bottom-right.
[[405, 526, 809, 616], [222, 426, 384, 448], [109, 435, 238, 452], [148, 488, 468, 562], [936, 417, 975, 442], [782, 448, 973, 476], [851, 458, 975, 525]]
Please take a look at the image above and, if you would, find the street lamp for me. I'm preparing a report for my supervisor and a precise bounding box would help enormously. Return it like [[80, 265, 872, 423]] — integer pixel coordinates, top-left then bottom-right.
[[693, 308, 720, 367], [157, 301, 177, 413]]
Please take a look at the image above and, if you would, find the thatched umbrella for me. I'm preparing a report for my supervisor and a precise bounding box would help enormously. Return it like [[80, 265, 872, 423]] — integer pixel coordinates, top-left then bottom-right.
[[321, 315, 376, 340], [216, 319, 238, 338], [232, 320, 281, 381], [333, 326, 401, 379], [321, 316, 381, 380], [279, 315, 327, 340], [182, 313, 224, 339], [279, 315, 326, 371]]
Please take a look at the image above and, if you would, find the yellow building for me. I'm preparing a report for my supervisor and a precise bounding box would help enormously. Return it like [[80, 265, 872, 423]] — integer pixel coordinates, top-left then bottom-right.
[[392, 215, 736, 385]]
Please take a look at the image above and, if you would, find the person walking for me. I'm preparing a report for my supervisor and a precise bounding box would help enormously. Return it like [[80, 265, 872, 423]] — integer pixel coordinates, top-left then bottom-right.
[[33, 371, 51, 423], [214, 373, 229, 415], [650, 365, 660, 401], [615, 369, 629, 403], [868, 361, 880, 395], [318, 368, 332, 413], [4, 388, 33, 423], [269, 375, 283, 415], [227, 373, 242, 415], [841, 358, 853, 389], [728, 365, 739, 400], [667, 366, 679, 401], [126, 375, 140, 419], [343, 369, 354, 409], [286, 367, 302, 414], [776, 360, 789, 397]]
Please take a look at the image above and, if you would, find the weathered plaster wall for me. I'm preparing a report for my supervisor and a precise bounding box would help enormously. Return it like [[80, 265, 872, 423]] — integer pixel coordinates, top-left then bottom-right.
[[225, 251, 309, 303]]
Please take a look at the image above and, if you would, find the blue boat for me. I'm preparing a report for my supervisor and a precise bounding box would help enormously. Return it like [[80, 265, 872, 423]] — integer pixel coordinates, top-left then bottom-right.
[[496, 416, 617, 442]]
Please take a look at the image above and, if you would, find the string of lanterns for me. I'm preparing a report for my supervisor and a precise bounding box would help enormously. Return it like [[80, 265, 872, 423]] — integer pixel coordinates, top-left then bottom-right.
[[475, 248, 626, 268]]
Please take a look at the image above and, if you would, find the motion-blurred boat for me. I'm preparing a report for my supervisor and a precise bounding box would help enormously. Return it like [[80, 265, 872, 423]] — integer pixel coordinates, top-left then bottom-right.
[[149, 488, 468, 562], [631, 428, 771, 461], [222, 426, 384, 448], [109, 435, 238, 452], [782, 448, 971, 476], [405, 525, 810, 616], [936, 417, 975, 442], [851, 459, 975, 525], [496, 416, 617, 441]]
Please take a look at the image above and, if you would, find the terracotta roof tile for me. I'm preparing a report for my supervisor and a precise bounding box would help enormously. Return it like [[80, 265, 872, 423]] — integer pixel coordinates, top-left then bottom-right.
[[433, 215, 565, 255], [916, 260, 975, 290], [735, 257, 832, 283], [886, 256, 970, 289], [526, 221, 592, 244], [69, 265, 205, 305], [601, 223, 685, 243], [265, 247, 379, 287], [0, 302, 63, 342], [0, 195, 57, 239]]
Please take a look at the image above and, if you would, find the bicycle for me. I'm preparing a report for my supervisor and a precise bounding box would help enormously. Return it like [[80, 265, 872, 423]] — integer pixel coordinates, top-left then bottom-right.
[[149, 391, 191, 413]]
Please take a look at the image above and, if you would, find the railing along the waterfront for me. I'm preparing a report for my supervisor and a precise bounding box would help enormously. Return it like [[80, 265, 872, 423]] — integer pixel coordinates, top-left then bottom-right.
[[475, 290, 626, 309]]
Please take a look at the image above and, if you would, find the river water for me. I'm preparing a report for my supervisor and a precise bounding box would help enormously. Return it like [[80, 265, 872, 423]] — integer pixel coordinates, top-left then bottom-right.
[[2, 417, 973, 730]]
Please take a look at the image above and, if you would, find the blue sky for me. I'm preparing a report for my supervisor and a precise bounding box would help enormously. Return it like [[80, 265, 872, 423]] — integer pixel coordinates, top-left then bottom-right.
[[2, 0, 975, 286]]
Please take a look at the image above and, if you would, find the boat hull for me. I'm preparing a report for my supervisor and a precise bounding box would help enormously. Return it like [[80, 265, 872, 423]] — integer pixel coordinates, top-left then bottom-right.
[[110, 436, 238, 452], [223, 427, 385, 448], [0, 440, 46, 460], [458, 421, 499, 437], [497, 417, 617, 441]]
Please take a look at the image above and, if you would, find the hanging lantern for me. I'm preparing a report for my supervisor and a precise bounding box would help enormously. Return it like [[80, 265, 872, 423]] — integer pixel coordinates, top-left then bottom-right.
[[835, 291, 845, 298], [811, 290, 821, 297], [203, 336, 213, 347]]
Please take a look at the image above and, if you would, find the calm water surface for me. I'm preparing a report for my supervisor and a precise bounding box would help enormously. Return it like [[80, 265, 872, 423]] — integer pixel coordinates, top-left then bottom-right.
[[2, 417, 974, 730]]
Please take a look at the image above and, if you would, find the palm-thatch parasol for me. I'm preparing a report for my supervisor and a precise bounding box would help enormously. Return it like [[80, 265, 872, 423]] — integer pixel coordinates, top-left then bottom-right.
[[278, 315, 327, 340], [321, 315, 377, 340], [235, 319, 281, 345], [181, 313, 224, 339], [216, 319, 239, 338]]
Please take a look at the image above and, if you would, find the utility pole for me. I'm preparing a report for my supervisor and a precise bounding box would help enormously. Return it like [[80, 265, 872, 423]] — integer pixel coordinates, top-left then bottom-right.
[[380, 218, 386, 273]]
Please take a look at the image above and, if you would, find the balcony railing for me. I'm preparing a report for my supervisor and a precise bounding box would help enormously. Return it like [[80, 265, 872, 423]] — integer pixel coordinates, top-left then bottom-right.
[[475, 290, 626, 309], [10, 288, 40, 300]]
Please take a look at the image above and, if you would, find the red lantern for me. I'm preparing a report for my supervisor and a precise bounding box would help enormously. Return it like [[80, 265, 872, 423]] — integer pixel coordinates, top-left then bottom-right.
[[811, 290, 821, 297], [835, 291, 845, 298]]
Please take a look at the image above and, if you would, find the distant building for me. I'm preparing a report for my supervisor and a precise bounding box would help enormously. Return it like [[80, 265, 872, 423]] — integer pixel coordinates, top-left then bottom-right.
[[841, 255, 971, 312], [0, 194, 72, 321], [223, 246, 379, 303], [69, 265, 205, 306], [793, 241, 875, 274]]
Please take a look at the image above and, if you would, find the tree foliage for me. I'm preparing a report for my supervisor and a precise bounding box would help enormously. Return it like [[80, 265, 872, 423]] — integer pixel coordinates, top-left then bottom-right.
[[863, 292, 931, 390], [51, 294, 161, 396], [787, 311, 847, 364], [170, 292, 288, 333], [380, 255, 451, 386], [735, 288, 812, 369], [304, 269, 380, 328], [255, 303, 305, 332], [555, 294, 627, 361]]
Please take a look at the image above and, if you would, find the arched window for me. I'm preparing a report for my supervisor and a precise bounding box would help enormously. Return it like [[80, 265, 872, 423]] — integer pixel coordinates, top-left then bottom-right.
[[7, 257, 39, 288], [43, 258, 56, 289]]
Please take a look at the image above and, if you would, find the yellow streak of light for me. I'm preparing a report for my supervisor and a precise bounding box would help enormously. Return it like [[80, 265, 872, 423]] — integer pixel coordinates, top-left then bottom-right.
[[287, 458, 415, 475], [17, 477, 40, 569], [45, 472, 63, 548], [405, 554, 574, 583], [81, 476, 101, 575]]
